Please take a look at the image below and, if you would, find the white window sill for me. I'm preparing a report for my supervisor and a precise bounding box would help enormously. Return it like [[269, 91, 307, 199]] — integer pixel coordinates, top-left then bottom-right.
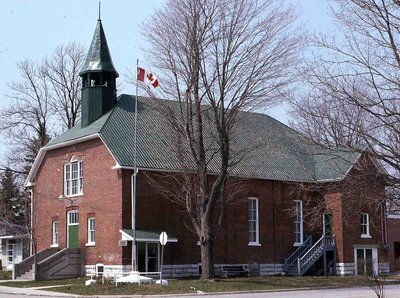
[[63, 193, 83, 198], [86, 243, 95, 247], [361, 235, 371, 239], [248, 243, 261, 247], [50, 244, 59, 248], [293, 242, 303, 247]]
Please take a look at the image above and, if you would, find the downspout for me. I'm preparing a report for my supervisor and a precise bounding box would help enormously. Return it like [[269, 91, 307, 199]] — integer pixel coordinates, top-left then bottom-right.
[[381, 202, 388, 248], [272, 181, 277, 274], [29, 187, 33, 256]]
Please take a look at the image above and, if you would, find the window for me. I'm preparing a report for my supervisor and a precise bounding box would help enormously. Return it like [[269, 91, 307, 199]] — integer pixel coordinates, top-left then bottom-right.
[[87, 217, 95, 245], [361, 213, 370, 238], [52, 221, 59, 247], [294, 200, 303, 246], [68, 210, 79, 225], [7, 239, 16, 263], [248, 197, 260, 245], [64, 156, 83, 196]]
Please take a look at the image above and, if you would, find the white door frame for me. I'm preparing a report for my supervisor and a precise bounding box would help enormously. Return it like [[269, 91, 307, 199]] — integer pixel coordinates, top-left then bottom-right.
[[323, 213, 333, 235], [354, 246, 378, 275], [67, 210, 79, 248], [6, 239, 17, 270]]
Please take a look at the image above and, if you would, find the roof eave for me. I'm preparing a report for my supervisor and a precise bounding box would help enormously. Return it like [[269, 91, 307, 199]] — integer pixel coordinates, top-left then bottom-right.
[[25, 133, 100, 186], [113, 164, 329, 184]]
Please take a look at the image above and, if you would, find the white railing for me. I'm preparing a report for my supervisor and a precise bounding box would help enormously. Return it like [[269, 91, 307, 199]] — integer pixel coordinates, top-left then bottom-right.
[[297, 235, 335, 275], [284, 235, 312, 271]]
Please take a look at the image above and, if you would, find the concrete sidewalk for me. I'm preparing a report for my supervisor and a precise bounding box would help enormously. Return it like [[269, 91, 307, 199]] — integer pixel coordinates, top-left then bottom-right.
[[0, 285, 79, 297]]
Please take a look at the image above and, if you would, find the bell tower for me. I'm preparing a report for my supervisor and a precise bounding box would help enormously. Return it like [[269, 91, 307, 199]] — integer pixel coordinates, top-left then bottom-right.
[[79, 18, 119, 127]]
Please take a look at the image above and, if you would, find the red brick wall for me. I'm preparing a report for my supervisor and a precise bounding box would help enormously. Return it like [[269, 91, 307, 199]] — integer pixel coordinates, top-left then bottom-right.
[[33, 139, 388, 268], [325, 192, 387, 265], [384, 218, 399, 270], [120, 172, 310, 265], [33, 138, 123, 265]]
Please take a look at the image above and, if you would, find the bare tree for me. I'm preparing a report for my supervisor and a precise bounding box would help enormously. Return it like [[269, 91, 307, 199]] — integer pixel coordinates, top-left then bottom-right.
[[142, 0, 304, 279], [43, 43, 85, 130], [1, 42, 85, 173], [290, 0, 400, 216], [290, 89, 374, 148], [1, 59, 52, 174]]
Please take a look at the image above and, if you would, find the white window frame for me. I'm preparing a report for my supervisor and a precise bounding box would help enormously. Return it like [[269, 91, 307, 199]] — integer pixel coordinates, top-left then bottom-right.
[[361, 213, 371, 238], [51, 221, 59, 247], [67, 210, 79, 249], [67, 210, 79, 226], [248, 197, 260, 246], [64, 156, 83, 197], [87, 217, 95, 246], [294, 200, 304, 246]]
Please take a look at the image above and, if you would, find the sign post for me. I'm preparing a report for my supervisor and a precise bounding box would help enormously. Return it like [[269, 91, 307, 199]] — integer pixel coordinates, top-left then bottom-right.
[[159, 232, 168, 288]]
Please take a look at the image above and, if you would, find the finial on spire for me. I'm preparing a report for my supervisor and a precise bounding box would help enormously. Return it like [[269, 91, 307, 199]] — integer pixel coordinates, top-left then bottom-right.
[[98, 1, 101, 20]]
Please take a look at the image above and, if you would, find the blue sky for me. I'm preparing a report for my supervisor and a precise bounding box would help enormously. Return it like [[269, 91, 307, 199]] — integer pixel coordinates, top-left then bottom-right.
[[0, 0, 333, 154]]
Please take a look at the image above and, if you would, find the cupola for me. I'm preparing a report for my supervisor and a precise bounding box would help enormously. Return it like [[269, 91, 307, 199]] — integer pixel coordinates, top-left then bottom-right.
[[79, 19, 119, 127]]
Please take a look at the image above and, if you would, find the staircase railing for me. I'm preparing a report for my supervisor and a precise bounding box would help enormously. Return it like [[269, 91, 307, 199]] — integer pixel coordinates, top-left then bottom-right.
[[284, 235, 312, 272], [297, 235, 336, 275], [13, 247, 59, 280], [35, 248, 82, 280]]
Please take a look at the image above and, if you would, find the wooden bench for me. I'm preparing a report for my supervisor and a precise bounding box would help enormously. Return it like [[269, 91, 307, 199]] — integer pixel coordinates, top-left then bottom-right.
[[215, 265, 250, 278]]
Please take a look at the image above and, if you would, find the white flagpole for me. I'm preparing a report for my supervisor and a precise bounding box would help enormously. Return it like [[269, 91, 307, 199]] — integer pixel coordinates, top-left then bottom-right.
[[131, 59, 139, 272]]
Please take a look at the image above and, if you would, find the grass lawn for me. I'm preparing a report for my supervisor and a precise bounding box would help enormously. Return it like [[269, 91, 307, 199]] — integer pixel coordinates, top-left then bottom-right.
[[0, 275, 389, 296]]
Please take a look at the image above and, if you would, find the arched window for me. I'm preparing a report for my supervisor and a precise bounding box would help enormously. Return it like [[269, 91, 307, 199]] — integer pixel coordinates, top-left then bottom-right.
[[64, 156, 83, 196]]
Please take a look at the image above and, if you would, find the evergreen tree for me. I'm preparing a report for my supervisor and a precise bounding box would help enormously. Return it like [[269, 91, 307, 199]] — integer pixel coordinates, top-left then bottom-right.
[[0, 168, 22, 223]]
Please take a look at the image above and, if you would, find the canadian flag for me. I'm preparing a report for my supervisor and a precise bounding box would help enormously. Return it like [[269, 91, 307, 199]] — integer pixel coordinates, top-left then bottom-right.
[[137, 67, 159, 88]]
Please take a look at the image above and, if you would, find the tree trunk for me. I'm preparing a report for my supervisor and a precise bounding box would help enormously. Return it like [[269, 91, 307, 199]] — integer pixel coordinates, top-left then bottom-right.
[[200, 239, 214, 280]]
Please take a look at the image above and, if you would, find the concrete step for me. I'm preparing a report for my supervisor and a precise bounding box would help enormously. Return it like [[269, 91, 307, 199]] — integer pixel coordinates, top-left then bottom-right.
[[17, 269, 33, 280]]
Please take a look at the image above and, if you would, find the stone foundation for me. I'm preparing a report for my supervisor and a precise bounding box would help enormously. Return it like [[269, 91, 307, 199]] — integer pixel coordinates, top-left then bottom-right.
[[379, 262, 390, 273], [337, 263, 355, 275], [259, 263, 284, 276], [85, 261, 388, 278], [337, 262, 390, 276]]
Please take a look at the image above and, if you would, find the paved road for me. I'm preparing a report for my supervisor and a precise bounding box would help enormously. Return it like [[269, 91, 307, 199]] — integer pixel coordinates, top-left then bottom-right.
[[0, 284, 400, 297], [173, 285, 400, 298]]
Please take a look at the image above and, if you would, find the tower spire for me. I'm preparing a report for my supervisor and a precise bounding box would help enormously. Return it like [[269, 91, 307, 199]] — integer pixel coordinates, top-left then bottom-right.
[[98, 1, 101, 20], [79, 18, 118, 128], [79, 19, 118, 77]]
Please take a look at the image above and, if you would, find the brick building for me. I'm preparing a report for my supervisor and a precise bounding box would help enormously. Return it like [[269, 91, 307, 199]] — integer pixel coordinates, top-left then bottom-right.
[[24, 18, 390, 278]]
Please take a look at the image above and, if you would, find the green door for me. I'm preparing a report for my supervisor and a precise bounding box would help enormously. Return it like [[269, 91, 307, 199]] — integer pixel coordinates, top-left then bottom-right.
[[67, 211, 79, 248], [68, 225, 79, 248], [323, 213, 333, 236]]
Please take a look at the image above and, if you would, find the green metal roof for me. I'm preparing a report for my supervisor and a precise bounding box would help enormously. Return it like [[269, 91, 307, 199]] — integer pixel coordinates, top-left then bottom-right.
[[46, 95, 360, 182], [79, 19, 119, 76]]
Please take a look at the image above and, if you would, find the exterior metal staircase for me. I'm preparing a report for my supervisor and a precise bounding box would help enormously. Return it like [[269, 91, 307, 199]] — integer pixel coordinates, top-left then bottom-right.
[[284, 235, 335, 276]]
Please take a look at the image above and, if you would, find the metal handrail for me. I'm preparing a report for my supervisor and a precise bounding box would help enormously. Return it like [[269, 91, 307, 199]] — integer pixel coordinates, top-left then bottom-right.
[[298, 235, 336, 275], [284, 235, 312, 271]]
